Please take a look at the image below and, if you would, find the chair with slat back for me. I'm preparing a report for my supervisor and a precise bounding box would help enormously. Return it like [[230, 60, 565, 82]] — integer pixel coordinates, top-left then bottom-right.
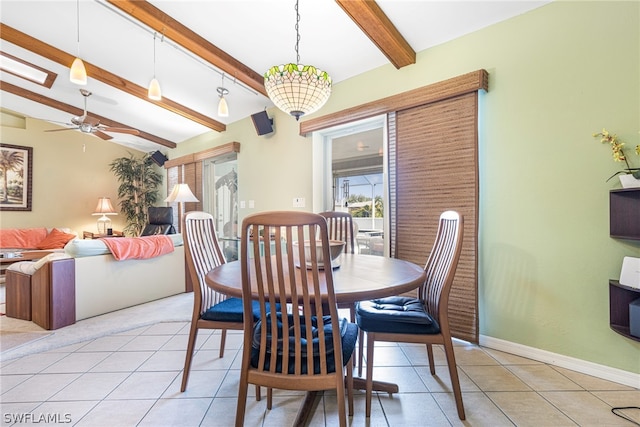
[[181, 211, 265, 399], [319, 211, 356, 255], [355, 210, 466, 420], [318, 210, 365, 375], [236, 211, 359, 427]]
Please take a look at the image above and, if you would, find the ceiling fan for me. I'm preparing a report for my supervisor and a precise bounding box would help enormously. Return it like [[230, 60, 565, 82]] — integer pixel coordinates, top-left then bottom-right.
[[45, 89, 140, 140]]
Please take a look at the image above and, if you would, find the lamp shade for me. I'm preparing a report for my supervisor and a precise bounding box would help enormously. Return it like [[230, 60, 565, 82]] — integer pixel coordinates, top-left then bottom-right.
[[92, 197, 117, 215], [218, 96, 229, 117], [165, 183, 199, 203], [264, 63, 331, 120], [148, 77, 161, 100], [70, 57, 87, 85]]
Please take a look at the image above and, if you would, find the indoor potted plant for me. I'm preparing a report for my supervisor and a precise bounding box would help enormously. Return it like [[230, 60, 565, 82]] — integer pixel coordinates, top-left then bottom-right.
[[109, 152, 163, 236], [592, 128, 640, 188]]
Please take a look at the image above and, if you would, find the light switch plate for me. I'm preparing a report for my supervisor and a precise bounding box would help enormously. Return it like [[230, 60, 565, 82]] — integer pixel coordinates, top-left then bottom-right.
[[293, 197, 305, 208]]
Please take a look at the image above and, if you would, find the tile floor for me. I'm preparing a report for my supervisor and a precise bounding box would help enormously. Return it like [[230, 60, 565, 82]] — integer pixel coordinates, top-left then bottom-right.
[[1, 319, 639, 427]]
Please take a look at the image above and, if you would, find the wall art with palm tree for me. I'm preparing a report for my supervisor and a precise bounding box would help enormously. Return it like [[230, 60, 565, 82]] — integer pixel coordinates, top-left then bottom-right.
[[0, 144, 32, 211]]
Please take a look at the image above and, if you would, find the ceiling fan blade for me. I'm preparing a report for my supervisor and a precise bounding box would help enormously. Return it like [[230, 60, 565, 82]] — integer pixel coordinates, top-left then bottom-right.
[[82, 115, 100, 127], [101, 127, 140, 135], [93, 130, 113, 140]]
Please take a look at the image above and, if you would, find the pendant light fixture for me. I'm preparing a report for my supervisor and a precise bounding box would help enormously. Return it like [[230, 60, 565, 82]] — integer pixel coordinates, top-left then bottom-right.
[[148, 32, 162, 101], [69, 0, 87, 85], [264, 0, 331, 121], [217, 74, 229, 117]]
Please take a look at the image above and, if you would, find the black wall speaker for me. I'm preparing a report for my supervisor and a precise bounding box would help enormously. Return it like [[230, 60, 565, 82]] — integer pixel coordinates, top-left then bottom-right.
[[150, 150, 168, 166], [251, 111, 274, 136]]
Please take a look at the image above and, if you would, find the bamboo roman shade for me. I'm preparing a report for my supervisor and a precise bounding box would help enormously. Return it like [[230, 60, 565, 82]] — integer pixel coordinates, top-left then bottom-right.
[[392, 92, 479, 343]]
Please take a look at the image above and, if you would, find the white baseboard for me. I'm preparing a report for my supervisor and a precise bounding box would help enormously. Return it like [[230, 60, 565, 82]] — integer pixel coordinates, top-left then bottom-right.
[[479, 335, 640, 389]]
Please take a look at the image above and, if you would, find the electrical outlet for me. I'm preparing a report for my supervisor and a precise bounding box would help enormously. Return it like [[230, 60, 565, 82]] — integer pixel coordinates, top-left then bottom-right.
[[249, 200, 255, 208], [240, 200, 246, 209], [293, 197, 305, 208]]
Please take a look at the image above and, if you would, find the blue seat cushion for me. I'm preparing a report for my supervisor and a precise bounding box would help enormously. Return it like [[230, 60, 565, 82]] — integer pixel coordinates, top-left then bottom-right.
[[250, 313, 358, 374], [356, 296, 440, 335], [202, 298, 279, 323]]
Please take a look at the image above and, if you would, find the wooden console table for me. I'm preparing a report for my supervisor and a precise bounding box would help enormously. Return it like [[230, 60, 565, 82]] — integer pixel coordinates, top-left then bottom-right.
[[83, 230, 124, 239]]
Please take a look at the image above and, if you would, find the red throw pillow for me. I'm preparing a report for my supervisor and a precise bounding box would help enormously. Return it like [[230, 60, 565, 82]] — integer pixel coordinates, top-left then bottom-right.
[[0, 227, 48, 249], [36, 228, 76, 250]]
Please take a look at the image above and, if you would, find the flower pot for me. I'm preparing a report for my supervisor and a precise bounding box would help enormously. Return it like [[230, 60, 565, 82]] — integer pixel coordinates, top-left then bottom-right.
[[619, 174, 640, 188]]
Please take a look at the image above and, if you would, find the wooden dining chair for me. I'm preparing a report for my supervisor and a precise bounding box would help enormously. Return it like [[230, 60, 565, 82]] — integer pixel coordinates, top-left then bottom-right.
[[319, 210, 365, 374], [181, 211, 265, 398], [319, 211, 356, 254], [355, 210, 466, 419], [235, 211, 359, 427]]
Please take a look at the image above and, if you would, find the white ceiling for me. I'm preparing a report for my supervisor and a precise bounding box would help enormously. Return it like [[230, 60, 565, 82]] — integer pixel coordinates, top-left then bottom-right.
[[0, 0, 549, 153]]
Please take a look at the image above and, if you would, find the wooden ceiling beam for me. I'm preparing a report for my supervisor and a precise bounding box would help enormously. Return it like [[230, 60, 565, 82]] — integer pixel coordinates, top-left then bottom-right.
[[106, 0, 268, 97], [0, 23, 225, 133], [336, 0, 415, 69], [0, 81, 176, 149]]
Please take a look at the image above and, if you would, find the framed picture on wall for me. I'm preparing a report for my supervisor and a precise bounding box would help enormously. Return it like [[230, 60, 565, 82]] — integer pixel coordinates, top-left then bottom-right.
[[0, 143, 32, 211]]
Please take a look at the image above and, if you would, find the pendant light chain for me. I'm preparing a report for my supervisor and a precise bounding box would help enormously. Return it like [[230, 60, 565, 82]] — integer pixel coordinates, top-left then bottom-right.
[[295, 0, 300, 64]]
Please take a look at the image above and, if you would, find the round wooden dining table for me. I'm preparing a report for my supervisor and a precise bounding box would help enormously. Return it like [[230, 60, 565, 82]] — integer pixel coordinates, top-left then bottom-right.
[[205, 253, 426, 424], [205, 253, 426, 304]]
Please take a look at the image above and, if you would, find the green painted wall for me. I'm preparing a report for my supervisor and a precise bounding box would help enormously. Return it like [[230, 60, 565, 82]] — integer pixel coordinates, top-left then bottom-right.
[[174, 1, 640, 374]]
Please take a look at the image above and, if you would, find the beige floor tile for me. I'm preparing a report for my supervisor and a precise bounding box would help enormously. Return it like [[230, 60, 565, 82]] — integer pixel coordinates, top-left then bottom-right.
[[552, 366, 637, 391], [106, 371, 178, 400], [138, 397, 213, 426], [88, 350, 153, 372], [28, 400, 99, 426], [190, 349, 239, 371], [487, 391, 577, 426], [0, 352, 67, 375], [158, 333, 190, 351], [368, 344, 411, 366], [431, 391, 514, 426], [379, 392, 451, 426], [324, 394, 387, 427], [74, 334, 134, 352], [137, 350, 186, 372], [41, 352, 110, 374], [162, 368, 227, 399], [117, 334, 172, 351], [414, 365, 480, 392], [540, 390, 634, 426], [505, 365, 583, 391], [462, 365, 531, 392], [453, 345, 501, 366], [202, 396, 265, 427], [370, 366, 429, 393], [590, 390, 640, 424], [400, 343, 447, 366], [1, 373, 80, 403], [0, 402, 42, 424], [0, 373, 30, 394], [483, 348, 544, 366], [141, 321, 188, 335], [50, 372, 130, 401], [74, 399, 155, 427]]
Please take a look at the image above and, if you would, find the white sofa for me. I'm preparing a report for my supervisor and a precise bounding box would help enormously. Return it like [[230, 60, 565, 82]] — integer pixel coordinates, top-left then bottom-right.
[[6, 234, 185, 326]]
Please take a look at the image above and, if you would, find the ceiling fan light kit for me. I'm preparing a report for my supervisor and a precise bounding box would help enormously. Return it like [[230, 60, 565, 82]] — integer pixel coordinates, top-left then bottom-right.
[[265, 0, 331, 121]]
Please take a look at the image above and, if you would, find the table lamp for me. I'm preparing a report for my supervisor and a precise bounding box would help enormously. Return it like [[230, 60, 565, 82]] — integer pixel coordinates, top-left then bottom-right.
[[165, 183, 199, 226], [93, 197, 118, 234]]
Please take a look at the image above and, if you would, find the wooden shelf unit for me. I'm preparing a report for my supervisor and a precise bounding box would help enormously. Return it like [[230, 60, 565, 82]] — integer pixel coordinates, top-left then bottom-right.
[[609, 188, 640, 239], [609, 280, 640, 342]]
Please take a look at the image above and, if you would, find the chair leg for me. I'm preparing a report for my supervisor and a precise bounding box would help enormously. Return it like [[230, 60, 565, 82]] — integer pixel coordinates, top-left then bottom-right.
[[235, 371, 250, 427], [426, 343, 435, 375], [219, 329, 227, 358], [442, 339, 465, 420], [346, 356, 354, 416], [365, 333, 375, 418], [266, 387, 273, 409], [336, 365, 347, 427], [358, 330, 364, 377], [180, 323, 198, 392]]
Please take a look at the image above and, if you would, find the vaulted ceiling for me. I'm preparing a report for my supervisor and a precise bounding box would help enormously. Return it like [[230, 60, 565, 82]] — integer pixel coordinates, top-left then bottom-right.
[[0, 0, 548, 153]]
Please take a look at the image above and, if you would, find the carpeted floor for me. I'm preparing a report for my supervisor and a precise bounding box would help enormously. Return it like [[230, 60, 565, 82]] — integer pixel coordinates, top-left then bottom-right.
[[0, 292, 193, 362]]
